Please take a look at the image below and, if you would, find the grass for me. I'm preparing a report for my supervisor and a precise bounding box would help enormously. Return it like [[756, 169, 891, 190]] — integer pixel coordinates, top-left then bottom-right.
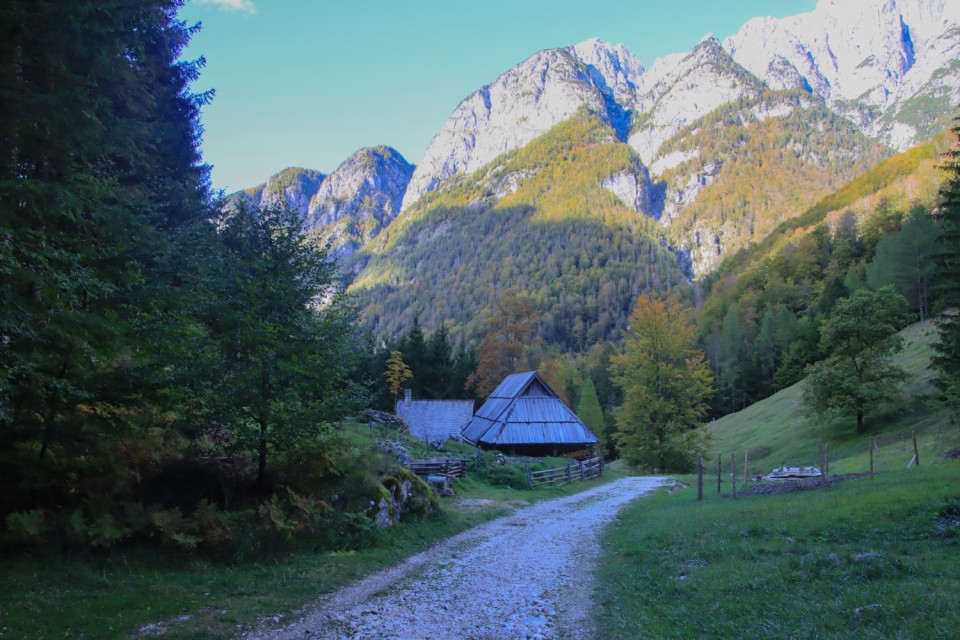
[[0, 428, 621, 639], [597, 461, 960, 639], [707, 320, 960, 478]]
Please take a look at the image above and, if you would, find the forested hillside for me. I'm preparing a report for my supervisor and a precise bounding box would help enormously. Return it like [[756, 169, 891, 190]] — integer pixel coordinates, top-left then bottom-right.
[[658, 91, 891, 271], [347, 110, 685, 349], [691, 133, 950, 415]]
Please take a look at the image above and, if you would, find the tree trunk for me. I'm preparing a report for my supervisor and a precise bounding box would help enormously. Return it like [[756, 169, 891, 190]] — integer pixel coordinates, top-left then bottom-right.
[[856, 409, 865, 434], [257, 421, 268, 487]]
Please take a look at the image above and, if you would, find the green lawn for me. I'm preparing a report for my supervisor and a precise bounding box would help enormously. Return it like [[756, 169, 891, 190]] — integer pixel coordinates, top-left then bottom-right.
[[707, 320, 959, 479], [597, 462, 960, 639]]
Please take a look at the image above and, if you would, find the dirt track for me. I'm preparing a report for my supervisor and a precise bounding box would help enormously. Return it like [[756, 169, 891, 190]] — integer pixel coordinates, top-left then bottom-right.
[[244, 476, 666, 640]]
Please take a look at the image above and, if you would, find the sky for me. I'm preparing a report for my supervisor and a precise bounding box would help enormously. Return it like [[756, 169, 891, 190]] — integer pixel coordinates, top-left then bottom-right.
[[180, 0, 818, 193]]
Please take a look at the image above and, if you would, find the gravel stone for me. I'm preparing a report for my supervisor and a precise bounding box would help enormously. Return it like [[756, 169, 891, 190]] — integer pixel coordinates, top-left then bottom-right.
[[244, 476, 666, 640]]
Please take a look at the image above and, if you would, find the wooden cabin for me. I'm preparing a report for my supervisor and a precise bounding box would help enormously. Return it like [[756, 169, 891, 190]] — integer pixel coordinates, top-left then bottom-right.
[[461, 371, 599, 456]]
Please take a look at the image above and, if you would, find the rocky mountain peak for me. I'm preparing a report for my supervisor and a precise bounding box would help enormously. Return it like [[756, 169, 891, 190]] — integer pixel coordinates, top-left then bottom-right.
[[307, 146, 414, 258], [224, 167, 325, 215], [400, 39, 641, 212], [723, 0, 960, 148]]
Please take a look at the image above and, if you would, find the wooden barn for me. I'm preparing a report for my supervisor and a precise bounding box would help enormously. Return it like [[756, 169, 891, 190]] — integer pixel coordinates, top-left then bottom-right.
[[461, 371, 599, 456]]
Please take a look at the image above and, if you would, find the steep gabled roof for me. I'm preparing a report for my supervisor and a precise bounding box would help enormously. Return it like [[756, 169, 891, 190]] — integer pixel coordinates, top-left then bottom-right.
[[461, 371, 599, 446]]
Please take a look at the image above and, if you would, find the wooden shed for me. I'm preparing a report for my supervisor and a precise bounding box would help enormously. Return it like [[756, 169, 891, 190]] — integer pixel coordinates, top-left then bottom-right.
[[460, 371, 599, 456]]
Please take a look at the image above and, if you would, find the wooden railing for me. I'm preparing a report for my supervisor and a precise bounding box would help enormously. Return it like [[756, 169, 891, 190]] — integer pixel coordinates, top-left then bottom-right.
[[410, 457, 467, 479], [526, 456, 604, 487]]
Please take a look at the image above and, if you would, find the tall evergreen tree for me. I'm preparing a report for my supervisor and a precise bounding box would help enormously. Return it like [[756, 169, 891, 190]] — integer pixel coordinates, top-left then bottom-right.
[[866, 205, 938, 321], [0, 1, 210, 497], [932, 116, 960, 410], [202, 204, 363, 486]]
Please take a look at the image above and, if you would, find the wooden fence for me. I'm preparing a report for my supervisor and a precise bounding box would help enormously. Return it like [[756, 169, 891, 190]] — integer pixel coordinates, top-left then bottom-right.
[[526, 456, 604, 487], [410, 457, 467, 479]]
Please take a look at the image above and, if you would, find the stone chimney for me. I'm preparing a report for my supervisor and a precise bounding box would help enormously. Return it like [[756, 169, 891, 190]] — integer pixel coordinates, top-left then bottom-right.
[[404, 389, 412, 406]]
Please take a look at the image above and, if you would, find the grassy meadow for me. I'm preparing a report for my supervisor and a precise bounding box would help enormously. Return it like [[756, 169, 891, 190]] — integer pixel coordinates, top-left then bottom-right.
[[596, 318, 960, 639]]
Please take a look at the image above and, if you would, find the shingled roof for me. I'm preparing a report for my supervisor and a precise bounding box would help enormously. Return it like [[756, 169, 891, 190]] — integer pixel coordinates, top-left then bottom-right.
[[461, 371, 599, 447], [396, 395, 475, 443]]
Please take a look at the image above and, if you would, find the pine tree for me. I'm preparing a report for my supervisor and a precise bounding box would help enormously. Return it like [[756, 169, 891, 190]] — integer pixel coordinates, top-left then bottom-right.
[[576, 377, 604, 441]]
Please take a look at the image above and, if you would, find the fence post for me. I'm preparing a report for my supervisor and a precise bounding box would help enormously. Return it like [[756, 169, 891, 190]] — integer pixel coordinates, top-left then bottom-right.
[[717, 454, 721, 493], [697, 455, 703, 501], [825, 444, 829, 477], [526, 463, 531, 487], [912, 431, 920, 466], [869, 438, 874, 479], [743, 449, 749, 485], [819, 441, 827, 491], [730, 452, 737, 498]]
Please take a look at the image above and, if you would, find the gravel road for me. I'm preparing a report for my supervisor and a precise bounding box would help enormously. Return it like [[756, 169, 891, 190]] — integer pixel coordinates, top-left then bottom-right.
[[244, 476, 666, 640]]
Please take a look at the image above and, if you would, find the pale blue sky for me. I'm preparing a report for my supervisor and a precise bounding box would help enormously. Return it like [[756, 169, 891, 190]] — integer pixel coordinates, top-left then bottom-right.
[[180, 0, 817, 193]]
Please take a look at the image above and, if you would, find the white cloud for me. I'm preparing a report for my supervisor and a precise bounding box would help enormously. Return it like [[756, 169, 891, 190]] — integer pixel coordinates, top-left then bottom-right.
[[196, 0, 256, 14]]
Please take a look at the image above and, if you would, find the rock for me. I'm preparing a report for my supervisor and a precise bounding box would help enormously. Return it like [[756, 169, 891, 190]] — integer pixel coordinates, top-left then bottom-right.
[[306, 146, 414, 258], [401, 39, 643, 211]]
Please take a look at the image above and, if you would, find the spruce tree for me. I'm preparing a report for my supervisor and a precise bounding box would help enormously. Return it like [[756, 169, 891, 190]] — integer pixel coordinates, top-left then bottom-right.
[[0, 2, 210, 491], [932, 116, 960, 409]]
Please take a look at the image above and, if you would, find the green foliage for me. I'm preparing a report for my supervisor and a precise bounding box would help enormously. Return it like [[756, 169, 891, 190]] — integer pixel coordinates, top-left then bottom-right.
[[866, 206, 939, 319], [0, 0, 213, 539], [659, 91, 890, 255], [597, 463, 960, 639], [932, 116, 960, 412], [575, 378, 604, 438], [694, 133, 949, 418], [347, 110, 684, 351], [612, 296, 713, 472], [198, 202, 365, 485], [803, 287, 908, 433]]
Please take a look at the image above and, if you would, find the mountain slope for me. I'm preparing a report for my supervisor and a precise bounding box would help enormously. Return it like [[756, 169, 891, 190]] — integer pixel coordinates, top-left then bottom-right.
[[347, 110, 684, 348], [655, 91, 892, 273]]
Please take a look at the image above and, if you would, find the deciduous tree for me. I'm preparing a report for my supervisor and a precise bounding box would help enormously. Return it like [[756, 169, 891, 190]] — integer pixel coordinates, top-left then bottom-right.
[[467, 292, 539, 397], [204, 203, 363, 486], [612, 296, 713, 472], [803, 287, 907, 433], [385, 351, 413, 401]]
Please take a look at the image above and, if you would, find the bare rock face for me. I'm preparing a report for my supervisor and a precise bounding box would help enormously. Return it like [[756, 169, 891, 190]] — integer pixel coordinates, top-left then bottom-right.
[[400, 39, 644, 211], [307, 146, 414, 258], [628, 38, 764, 166], [723, 0, 960, 149]]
